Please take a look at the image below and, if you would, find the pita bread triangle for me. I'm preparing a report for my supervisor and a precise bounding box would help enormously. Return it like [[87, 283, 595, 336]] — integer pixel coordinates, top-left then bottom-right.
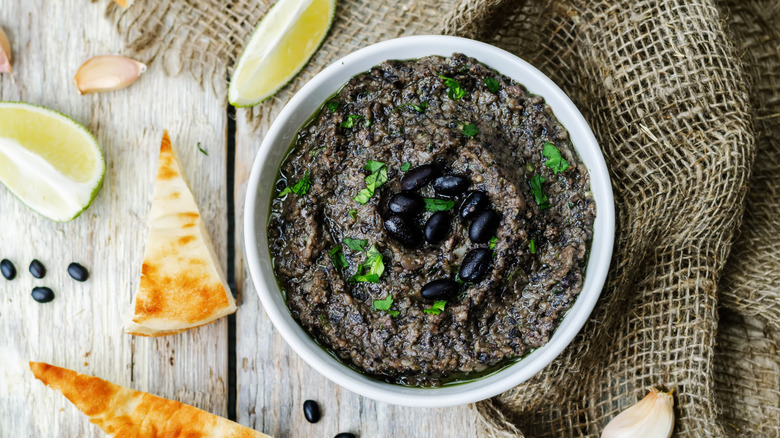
[[29, 362, 269, 437], [125, 131, 236, 336]]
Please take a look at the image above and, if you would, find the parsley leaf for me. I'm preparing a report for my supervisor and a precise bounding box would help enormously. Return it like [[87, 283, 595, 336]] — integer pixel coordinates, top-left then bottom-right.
[[400, 162, 411, 172], [343, 237, 368, 252], [439, 74, 467, 100], [340, 114, 371, 128], [329, 245, 348, 269], [424, 198, 455, 212], [197, 142, 208, 156], [423, 300, 447, 315], [278, 170, 313, 197], [326, 101, 340, 111], [351, 245, 385, 283], [394, 101, 429, 113], [484, 77, 500, 93], [529, 238, 536, 254], [489, 236, 498, 250], [542, 141, 570, 174], [348, 209, 357, 218], [462, 123, 479, 137], [529, 174, 550, 209], [374, 295, 393, 310], [354, 161, 388, 205]]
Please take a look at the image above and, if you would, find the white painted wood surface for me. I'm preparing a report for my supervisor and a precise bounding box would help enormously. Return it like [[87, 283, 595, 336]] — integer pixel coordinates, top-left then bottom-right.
[[0, 1, 229, 436]]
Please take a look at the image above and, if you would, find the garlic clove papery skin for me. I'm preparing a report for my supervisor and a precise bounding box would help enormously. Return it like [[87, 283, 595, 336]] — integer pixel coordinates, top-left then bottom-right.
[[601, 388, 674, 438], [74, 55, 147, 95], [0, 27, 12, 74]]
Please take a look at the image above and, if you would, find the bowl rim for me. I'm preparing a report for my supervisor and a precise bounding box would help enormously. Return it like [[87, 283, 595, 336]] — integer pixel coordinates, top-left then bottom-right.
[[244, 35, 614, 408]]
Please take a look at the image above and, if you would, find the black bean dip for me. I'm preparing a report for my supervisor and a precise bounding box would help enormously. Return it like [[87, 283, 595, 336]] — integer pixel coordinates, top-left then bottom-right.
[[268, 54, 595, 386]]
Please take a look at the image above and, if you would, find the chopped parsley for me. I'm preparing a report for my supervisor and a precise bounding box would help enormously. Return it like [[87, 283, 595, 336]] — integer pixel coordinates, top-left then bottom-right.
[[395, 101, 429, 113], [343, 237, 368, 252], [489, 236, 498, 250], [529, 174, 550, 209], [348, 208, 357, 218], [439, 74, 467, 100], [483, 77, 500, 93], [326, 101, 340, 111], [278, 170, 313, 197], [350, 245, 385, 283], [354, 161, 388, 204], [542, 141, 570, 174], [340, 114, 371, 128], [462, 123, 479, 137], [424, 198, 455, 212], [310, 146, 326, 157], [373, 294, 399, 317], [400, 162, 411, 172], [529, 238, 536, 254], [329, 245, 348, 269], [423, 300, 447, 315], [197, 142, 208, 156]]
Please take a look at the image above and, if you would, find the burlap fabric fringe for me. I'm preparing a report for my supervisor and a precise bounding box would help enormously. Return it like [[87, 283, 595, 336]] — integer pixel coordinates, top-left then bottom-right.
[[102, 0, 779, 435]]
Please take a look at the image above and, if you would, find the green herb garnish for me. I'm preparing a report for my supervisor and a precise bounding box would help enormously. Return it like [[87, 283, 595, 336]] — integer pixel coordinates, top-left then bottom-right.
[[351, 244, 385, 283], [423, 300, 447, 315], [329, 245, 348, 269], [529, 174, 550, 209], [529, 238, 536, 254], [489, 236, 498, 250], [462, 123, 478, 137], [349, 209, 357, 218], [340, 114, 371, 128], [354, 161, 388, 204], [326, 101, 340, 111], [483, 77, 500, 93], [424, 198, 455, 212], [439, 74, 467, 100], [400, 162, 411, 172], [343, 237, 368, 252], [395, 101, 429, 113], [542, 141, 570, 174], [278, 170, 313, 197], [374, 295, 399, 317], [197, 142, 208, 156]]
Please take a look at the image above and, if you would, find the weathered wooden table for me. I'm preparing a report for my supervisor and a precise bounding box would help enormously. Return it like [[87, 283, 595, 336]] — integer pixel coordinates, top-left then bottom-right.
[[0, 1, 478, 436]]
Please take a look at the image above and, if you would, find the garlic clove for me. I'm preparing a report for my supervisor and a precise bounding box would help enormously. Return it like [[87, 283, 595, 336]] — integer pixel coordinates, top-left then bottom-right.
[[601, 388, 674, 438], [0, 26, 12, 74], [74, 55, 146, 95]]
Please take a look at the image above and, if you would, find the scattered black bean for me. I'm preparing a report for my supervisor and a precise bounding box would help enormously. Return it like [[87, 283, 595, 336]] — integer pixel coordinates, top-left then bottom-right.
[[424, 211, 451, 244], [459, 191, 489, 220], [67, 263, 89, 282], [433, 174, 470, 196], [388, 191, 424, 215], [421, 279, 459, 300], [460, 249, 492, 282], [29, 259, 46, 279], [303, 400, 321, 423], [1, 259, 16, 280], [469, 210, 500, 243], [384, 214, 422, 248], [400, 164, 437, 191], [334, 433, 357, 438], [31, 286, 54, 303]]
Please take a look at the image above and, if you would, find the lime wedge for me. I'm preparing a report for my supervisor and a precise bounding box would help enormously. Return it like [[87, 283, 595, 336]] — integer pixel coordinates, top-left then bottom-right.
[[228, 0, 337, 107], [0, 102, 105, 222]]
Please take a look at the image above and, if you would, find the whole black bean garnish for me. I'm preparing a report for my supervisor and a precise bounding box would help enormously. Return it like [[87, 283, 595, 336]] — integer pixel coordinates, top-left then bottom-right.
[[459, 191, 489, 220], [303, 399, 321, 423], [459, 249, 492, 282], [424, 211, 451, 244], [334, 434, 357, 438], [432, 174, 470, 196], [400, 164, 437, 191], [29, 259, 46, 279], [67, 263, 89, 282], [421, 279, 459, 300], [388, 191, 424, 215], [1, 259, 16, 280], [384, 214, 422, 248], [469, 210, 500, 243], [31, 287, 54, 303]]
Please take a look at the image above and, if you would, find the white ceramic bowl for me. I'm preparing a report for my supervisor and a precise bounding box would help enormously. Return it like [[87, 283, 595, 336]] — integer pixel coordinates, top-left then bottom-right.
[[244, 35, 614, 408]]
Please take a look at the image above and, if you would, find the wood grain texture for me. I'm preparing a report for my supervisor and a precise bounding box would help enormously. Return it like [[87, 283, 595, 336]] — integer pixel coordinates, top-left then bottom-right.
[[233, 107, 480, 437], [0, 1, 229, 436]]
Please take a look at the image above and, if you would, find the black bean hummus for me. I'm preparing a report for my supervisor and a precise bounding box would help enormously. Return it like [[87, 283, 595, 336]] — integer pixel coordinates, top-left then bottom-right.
[[268, 54, 595, 386]]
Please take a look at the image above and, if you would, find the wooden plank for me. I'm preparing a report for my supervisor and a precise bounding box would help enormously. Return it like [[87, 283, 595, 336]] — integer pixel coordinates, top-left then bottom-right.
[[0, 1, 230, 436]]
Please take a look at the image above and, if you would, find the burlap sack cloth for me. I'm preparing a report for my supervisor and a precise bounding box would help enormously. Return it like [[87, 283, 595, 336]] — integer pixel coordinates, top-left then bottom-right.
[[102, 0, 780, 435]]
